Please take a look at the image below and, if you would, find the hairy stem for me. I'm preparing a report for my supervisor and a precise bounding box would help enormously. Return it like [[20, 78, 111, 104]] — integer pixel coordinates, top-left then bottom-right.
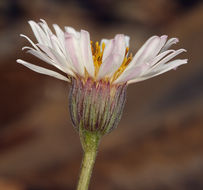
[[77, 129, 101, 190]]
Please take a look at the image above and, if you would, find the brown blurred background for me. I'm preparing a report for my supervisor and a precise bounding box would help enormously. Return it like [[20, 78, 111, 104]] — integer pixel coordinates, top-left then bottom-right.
[[0, 0, 203, 189]]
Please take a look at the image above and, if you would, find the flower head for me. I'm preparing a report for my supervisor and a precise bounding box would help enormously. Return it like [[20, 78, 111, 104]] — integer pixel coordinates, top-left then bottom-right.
[[17, 19, 187, 85], [17, 20, 187, 134]]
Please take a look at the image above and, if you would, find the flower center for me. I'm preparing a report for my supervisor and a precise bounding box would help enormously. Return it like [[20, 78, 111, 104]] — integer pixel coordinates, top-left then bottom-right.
[[91, 41, 105, 77], [90, 41, 132, 82]]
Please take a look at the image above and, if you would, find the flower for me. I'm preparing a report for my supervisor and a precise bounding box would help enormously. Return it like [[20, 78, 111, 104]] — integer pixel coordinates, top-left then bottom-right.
[[17, 19, 187, 134], [17, 19, 187, 85]]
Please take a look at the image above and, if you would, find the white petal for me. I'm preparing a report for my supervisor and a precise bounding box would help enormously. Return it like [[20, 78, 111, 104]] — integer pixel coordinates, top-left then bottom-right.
[[150, 59, 188, 74], [113, 64, 146, 84], [27, 48, 56, 65], [98, 34, 126, 79], [128, 59, 188, 84], [17, 59, 69, 82], [129, 36, 159, 67], [149, 50, 175, 66], [53, 24, 66, 52], [115, 36, 161, 83], [101, 35, 129, 60], [147, 49, 186, 72], [49, 34, 64, 56], [22, 46, 35, 51], [161, 37, 179, 52], [114, 48, 173, 84], [134, 36, 162, 64], [100, 38, 110, 46], [80, 30, 95, 77], [152, 35, 168, 56], [102, 39, 114, 61], [65, 26, 80, 38], [20, 34, 40, 51], [39, 19, 52, 36], [47, 47, 75, 76], [108, 34, 127, 73], [37, 43, 56, 61], [125, 35, 130, 47], [101, 35, 129, 47], [35, 44, 75, 76], [28, 20, 49, 46], [115, 47, 186, 84], [98, 53, 124, 79], [159, 35, 168, 48], [65, 32, 84, 76], [24, 46, 60, 69]]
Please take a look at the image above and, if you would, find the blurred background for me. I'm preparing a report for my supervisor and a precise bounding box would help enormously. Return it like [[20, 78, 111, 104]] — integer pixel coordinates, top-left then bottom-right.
[[0, 0, 203, 189]]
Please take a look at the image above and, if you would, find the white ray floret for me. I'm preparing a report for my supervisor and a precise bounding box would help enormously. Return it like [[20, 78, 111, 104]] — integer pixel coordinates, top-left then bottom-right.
[[16, 59, 69, 82], [17, 20, 187, 84]]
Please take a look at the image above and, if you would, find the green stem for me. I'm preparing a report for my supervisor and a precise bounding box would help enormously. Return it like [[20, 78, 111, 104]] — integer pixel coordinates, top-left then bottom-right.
[[77, 129, 101, 190]]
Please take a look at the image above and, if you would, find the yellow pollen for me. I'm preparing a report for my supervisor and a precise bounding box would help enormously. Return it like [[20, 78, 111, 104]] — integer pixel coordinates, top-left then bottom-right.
[[90, 41, 132, 82], [91, 41, 105, 77]]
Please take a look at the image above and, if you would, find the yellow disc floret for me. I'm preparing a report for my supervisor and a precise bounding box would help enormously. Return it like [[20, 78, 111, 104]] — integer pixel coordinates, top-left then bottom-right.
[[90, 41, 132, 83]]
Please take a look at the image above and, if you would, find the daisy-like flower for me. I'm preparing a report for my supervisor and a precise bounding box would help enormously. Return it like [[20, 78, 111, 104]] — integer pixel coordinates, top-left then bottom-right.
[[17, 19, 187, 134], [17, 20, 187, 190]]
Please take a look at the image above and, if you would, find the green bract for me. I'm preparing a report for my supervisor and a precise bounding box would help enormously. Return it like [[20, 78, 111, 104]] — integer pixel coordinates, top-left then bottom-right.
[[69, 77, 127, 135]]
